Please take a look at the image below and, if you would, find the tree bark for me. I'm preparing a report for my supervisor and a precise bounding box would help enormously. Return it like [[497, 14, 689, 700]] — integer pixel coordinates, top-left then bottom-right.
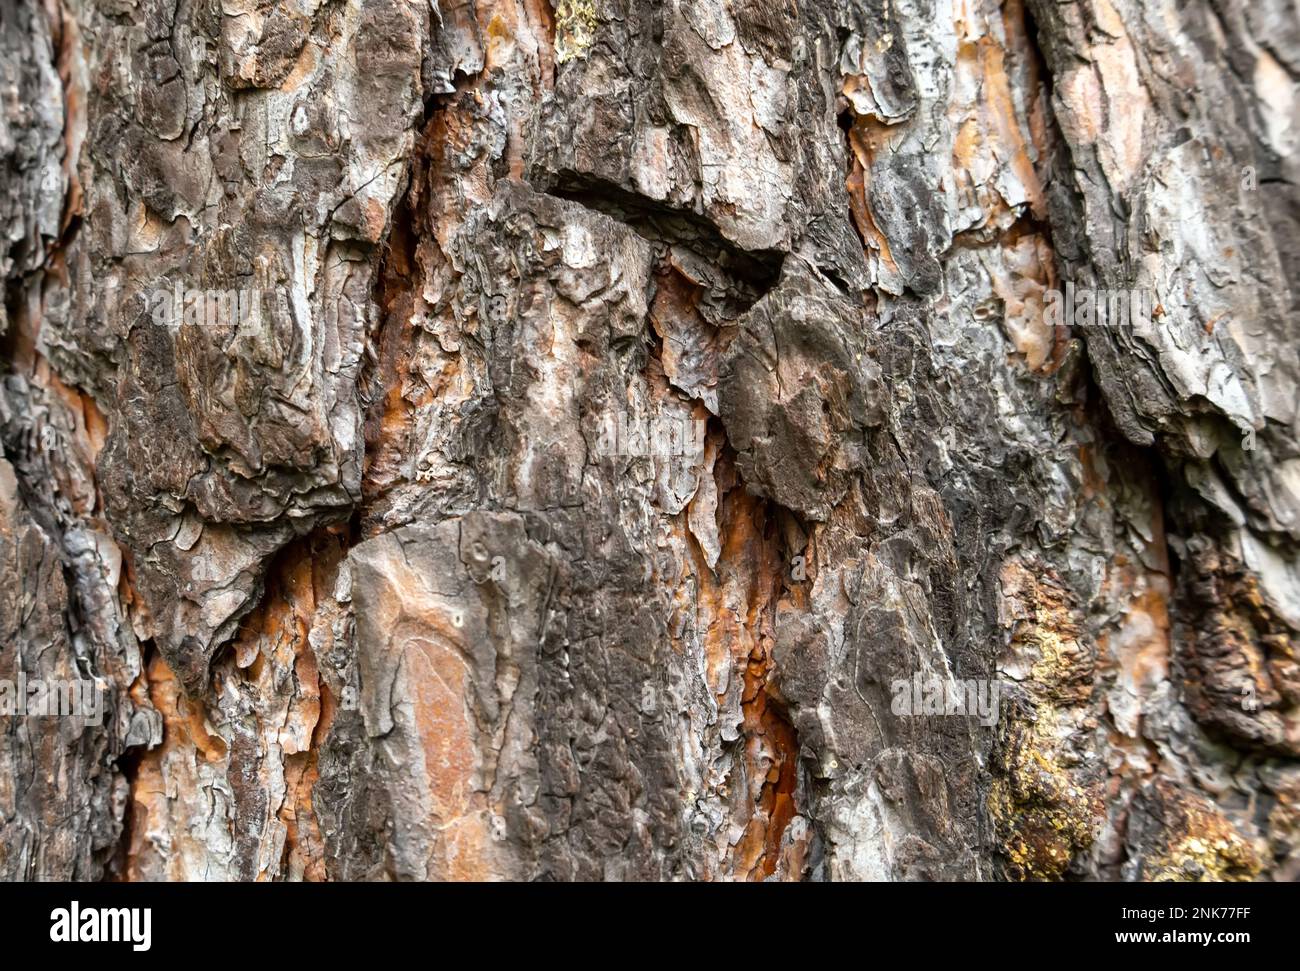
[[1, 0, 1297, 881]]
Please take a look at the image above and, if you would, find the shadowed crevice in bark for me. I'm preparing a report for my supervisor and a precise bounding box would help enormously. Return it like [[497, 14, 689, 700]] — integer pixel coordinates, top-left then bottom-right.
[[543, 172, 786, 299]]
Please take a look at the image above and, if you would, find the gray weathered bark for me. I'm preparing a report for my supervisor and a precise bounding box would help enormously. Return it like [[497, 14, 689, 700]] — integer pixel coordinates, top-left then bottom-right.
[[1, 0, 1297, 880]]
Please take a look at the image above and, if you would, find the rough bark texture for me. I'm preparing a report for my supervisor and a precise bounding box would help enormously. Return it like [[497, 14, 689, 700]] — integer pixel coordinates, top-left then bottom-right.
[[1, 0, 1297, 881]]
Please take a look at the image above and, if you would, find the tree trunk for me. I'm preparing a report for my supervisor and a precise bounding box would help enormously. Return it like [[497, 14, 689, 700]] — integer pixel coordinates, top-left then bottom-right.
[[1, 0, 1297, 881]]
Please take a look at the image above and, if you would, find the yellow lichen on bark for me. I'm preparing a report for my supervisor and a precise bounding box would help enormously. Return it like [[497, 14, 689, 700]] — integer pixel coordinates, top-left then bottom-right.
[[553, 0, 596, 63]]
